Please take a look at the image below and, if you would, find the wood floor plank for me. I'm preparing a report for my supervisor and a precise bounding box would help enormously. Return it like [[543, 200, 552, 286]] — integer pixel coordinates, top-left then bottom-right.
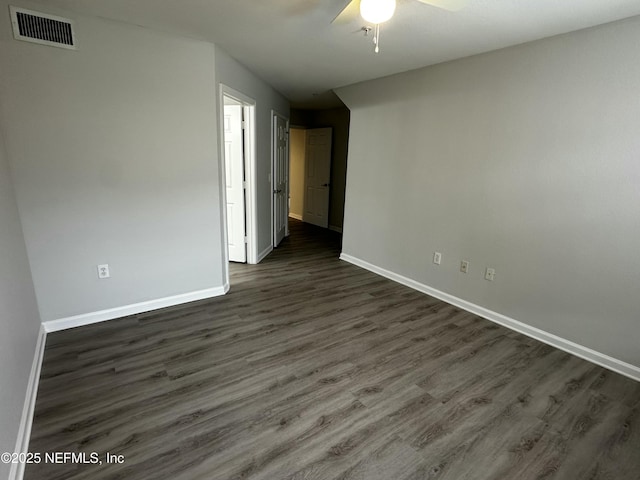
[[24, 220, 640, 480]]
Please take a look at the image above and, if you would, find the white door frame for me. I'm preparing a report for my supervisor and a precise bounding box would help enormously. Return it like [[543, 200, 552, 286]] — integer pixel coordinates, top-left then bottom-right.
[[271, 110, 290, 245], [219, 84, 257, 283]]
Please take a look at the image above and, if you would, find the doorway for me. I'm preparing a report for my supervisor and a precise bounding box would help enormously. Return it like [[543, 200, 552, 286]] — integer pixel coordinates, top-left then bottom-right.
[[288, 107, 350, 235], [220, 85, 256, 274], [223, 97, 246, 263]]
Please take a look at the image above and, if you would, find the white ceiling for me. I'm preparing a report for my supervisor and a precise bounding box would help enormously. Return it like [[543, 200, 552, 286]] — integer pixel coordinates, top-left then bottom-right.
[[37, 0, 640, 108]]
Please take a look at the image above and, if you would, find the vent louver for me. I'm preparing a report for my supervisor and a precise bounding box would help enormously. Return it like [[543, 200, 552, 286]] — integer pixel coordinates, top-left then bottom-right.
[[10, 6, 76, 50]]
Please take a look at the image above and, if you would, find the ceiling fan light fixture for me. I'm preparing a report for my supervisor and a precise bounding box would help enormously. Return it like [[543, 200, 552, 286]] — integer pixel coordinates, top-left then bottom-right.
[[360, 0, 396, 24]]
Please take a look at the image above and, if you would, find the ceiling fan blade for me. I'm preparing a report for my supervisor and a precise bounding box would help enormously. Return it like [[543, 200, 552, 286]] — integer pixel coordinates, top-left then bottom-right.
[[415, 0, 465, 12], [332, 0, 362, 24]]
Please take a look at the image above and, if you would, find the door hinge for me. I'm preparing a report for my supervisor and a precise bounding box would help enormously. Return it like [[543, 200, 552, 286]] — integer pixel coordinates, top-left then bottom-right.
[[241, 120, 246, 129], [244, 236, 248, 244], [242, 181, 247, 189]]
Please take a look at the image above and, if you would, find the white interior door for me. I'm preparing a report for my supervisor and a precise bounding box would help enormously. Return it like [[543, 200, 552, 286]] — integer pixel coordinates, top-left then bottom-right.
[[303, 128, 332, 228], [224, 102, 246, 263], [273, 113, 289, 247]]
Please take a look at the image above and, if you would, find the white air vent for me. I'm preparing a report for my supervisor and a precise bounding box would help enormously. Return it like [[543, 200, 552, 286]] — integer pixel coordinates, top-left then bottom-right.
[[9, 6, 76, 50]]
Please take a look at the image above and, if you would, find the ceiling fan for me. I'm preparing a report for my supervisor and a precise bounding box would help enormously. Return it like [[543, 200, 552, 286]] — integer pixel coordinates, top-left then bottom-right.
[[333, 0, 465, 53]]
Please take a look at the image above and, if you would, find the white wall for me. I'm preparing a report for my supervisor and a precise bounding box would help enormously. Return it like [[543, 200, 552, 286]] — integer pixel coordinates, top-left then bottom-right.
[[337, 16, 640, 369], [0, 118, 41, 478], [0, 1, 225, 322], [215, 48, 290, 257]]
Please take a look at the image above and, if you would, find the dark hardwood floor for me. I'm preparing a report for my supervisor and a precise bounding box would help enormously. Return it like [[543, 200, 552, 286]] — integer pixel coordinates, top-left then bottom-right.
[[25, 220, 640, 480]]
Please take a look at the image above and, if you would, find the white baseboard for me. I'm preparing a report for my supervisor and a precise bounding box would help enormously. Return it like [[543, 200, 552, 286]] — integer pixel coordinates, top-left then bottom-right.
[[43, 285, 229, 333], [288, 213, 303, 221], [340, 253, 640, 383], [256, 245, 273, 264], [329, 225, 343, 234], [9, 325, 47, 480]]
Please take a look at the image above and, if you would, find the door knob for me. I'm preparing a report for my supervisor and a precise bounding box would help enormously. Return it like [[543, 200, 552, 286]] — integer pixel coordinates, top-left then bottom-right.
[[322, 183, 330, 187]]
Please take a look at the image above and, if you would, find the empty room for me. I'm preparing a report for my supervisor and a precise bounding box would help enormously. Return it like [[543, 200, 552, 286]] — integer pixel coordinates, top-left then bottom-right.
[[1, 1, 639, 479]]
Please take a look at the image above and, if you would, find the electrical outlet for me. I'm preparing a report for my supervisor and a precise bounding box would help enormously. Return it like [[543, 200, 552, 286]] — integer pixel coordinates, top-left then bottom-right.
[[485, 267, 495, 281], [433, 252, 442, 265], [97, 264, 110, 279], [460, 260, 469, 273]]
